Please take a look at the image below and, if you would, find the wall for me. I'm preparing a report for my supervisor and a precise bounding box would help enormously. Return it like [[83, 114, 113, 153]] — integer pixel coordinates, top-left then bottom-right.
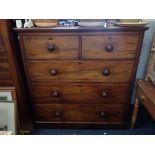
[[136, 20, 155, 78], [132, 20, 155, 103]]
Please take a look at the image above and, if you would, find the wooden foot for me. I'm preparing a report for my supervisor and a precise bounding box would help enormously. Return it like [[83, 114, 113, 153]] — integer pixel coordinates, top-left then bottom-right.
[[131, 98, 140, 129]]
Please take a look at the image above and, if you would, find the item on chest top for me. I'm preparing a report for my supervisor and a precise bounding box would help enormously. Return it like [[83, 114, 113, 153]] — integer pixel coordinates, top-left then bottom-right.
[[78, 22, 105, 27], [114, 19, 147, 27], [58, 20, 67, 26], [119, 19, 142, 23], [15, 20, 22, 28], [58, 19, 79, 27], [34, 19, 58, 27], [105, 19, 119, 26], [24, 19, 34, 28], [34, 22, 58, 27]]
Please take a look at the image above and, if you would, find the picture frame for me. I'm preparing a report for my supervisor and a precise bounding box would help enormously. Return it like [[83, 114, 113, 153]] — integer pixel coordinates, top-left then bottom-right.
[[0, 87, 17, 135]]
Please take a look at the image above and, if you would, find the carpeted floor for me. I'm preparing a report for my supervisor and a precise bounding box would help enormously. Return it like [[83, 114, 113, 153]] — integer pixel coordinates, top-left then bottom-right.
[[30, 105, 155, 135]]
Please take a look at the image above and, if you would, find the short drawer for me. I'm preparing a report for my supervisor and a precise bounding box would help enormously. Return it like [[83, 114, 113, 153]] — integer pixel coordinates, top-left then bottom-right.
[[82, 34, 139, 59], [27, 61, 134, 82], [34, 104, 126, 122], [32, 83, 130, 104], [22, 35, 79, 59]]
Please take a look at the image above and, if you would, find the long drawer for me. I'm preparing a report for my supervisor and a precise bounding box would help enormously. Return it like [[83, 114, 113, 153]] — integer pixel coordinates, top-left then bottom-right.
[[34, 104, 126, 122], [27, 61, 134, 82], [32, 83, 130, 104], [23, 35, 79, 59], [82, 34, 139, 59]]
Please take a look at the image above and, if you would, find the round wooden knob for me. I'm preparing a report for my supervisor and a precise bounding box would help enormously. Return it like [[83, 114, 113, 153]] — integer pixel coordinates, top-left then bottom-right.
[[52, 91, 59, 97], [140, 96, 145, 102], [101, 91, 108, 97], [105, 44, 113, 52], [47, 44, 55, 52], [102, 68, 110, 76], [50, 69, 58, 76], [55, 111, 61, 116]]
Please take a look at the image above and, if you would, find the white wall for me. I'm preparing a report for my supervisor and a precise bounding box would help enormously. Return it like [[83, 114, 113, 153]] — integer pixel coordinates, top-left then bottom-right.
[[132, 20, 155, 103]]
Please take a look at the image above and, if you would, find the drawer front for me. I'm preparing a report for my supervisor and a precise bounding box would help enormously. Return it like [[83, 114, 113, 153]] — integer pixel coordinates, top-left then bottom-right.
[[23, 35, 79, 59], [32, 83, 130, 104], [34, 104, 126, 122], [82, 34, 139, 59], [27, 61, 134, 82]]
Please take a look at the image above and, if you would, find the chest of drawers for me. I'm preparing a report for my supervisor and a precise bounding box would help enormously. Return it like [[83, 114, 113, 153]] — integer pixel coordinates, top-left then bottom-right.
[[14, 26, 148, 128]]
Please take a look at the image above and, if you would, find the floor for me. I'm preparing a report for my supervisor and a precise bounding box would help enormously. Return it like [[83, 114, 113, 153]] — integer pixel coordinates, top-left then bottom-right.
[[30, 105, 155, 135]]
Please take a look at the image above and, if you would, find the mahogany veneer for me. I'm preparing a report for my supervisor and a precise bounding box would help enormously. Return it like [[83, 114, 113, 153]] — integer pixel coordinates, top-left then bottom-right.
[[14, 26, 148, 128]]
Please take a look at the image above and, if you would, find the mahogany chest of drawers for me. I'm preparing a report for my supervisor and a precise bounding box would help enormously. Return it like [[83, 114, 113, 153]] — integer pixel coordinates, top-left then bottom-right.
[[14, 26, 148, 128]]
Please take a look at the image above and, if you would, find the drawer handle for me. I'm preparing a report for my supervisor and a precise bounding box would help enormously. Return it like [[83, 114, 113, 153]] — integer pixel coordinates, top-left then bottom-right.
[[47, 44, 55, 52], [55, 111, 62, 117], [100, 111, 107, 118], [140, 96, 145, 102], [102, 68, 110, 76], [52, 91, 60, 97], [105, 44, 114, 52], [50, 69, 58, 76], [101, 91, 108, 97]]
